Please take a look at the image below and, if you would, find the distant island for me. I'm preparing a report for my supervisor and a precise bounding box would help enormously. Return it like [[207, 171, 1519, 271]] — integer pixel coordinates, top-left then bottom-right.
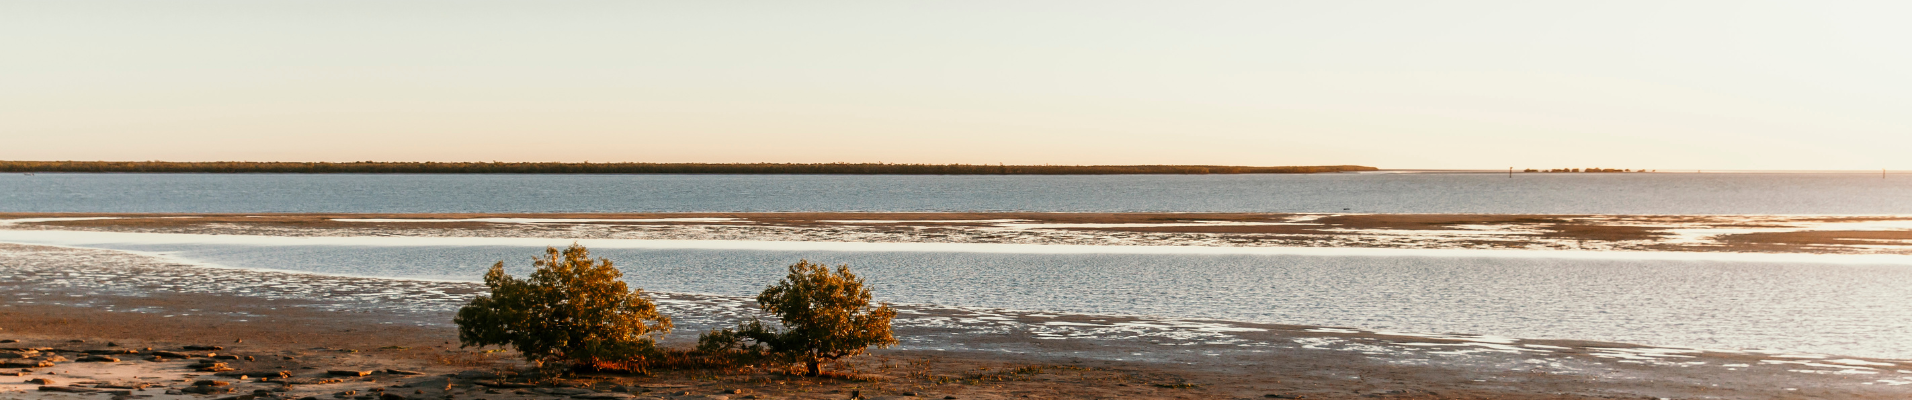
[[0, 161, 1377, 175]]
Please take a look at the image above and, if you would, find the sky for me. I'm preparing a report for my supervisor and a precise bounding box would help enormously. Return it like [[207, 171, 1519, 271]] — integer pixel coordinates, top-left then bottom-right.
[[4, 1, 1909, 170]]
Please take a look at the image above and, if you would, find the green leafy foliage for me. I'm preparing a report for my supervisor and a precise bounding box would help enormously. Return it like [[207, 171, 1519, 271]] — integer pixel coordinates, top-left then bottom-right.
[[698, 260, 898, 376], [454, 245, 673, 369]]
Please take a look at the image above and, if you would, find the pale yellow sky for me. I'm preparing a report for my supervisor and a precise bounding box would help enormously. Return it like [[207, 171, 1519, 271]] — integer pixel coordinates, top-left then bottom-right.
[[3, 1, 1908, 170]]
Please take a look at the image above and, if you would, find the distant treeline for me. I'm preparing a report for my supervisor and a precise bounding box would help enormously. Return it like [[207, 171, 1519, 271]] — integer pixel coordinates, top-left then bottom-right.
[[0, 161, 1378, 175]]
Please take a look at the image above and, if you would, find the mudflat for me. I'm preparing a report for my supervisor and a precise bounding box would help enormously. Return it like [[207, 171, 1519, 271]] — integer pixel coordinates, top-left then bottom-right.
[[3, 243, 1910, 399], [5, 212, 1911, 255]]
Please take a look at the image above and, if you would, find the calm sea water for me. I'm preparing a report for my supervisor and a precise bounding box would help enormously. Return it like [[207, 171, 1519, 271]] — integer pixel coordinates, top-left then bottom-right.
[[3, 172, 1909, 214], [30, 239, 1912, 359], [6, 172, 1911, 358]]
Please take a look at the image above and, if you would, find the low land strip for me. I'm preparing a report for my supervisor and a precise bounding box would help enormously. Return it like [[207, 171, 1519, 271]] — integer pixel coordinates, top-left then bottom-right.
[[0, 162, 1376, 175]]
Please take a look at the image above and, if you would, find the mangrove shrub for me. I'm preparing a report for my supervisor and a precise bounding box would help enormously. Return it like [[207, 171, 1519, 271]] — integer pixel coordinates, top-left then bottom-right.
[[699, 260, 897, 376], [454, 245, 672, 368]]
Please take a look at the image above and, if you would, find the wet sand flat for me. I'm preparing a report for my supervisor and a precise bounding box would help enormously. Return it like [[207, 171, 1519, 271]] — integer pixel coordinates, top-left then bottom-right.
[[4, 243, 1911, 399], [5, 212, 1912, 255]]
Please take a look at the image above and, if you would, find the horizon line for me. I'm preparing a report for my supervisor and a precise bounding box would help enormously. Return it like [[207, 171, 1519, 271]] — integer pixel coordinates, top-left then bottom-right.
[[0, 160, 1377, 175], [1, 161, 1903, 174]]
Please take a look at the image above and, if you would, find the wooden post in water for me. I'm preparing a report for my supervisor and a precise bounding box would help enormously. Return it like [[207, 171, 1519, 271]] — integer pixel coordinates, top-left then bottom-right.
[[1508, 167, 1513, 178]]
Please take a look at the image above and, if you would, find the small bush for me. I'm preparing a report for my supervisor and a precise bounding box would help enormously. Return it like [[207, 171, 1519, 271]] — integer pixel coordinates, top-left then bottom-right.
[[699, 260, 898, 376], [454, 245, 673, 371]]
